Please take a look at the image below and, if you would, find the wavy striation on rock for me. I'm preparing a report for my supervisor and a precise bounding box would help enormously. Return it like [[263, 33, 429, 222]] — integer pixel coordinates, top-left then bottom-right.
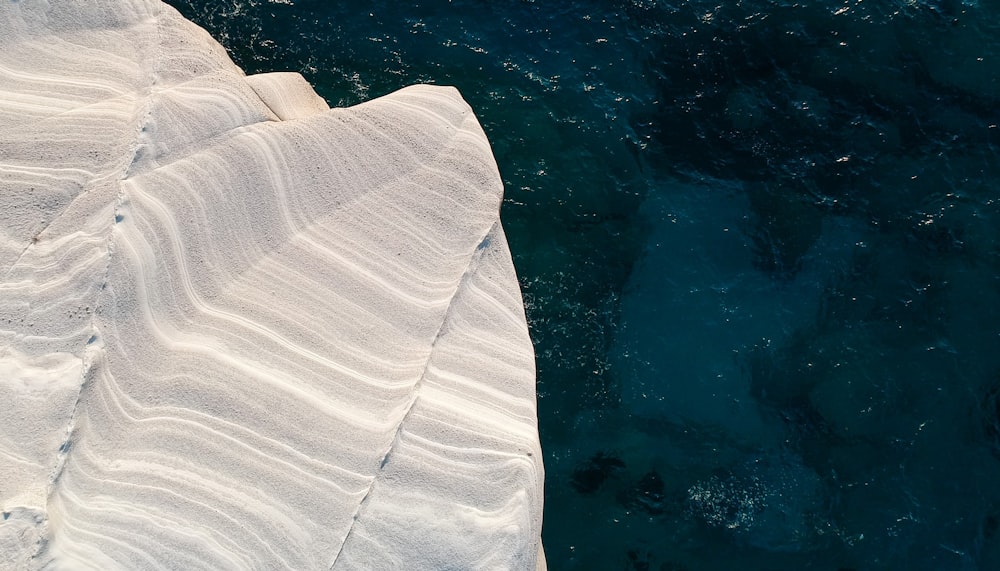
[[0, 1, 544, 569]]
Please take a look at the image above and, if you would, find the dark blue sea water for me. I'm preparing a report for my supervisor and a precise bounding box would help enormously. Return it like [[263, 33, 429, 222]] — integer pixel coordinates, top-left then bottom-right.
[[164, 1, 1000, 568]]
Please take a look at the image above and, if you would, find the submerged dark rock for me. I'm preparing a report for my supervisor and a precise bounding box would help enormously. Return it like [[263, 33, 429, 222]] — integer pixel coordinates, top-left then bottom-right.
[[571, 451, 626, 494], [618, 471, 667, 516]]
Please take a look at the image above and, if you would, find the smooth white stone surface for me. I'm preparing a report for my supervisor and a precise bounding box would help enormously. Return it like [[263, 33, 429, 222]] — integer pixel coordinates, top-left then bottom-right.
[[0, 1, 544, 569]]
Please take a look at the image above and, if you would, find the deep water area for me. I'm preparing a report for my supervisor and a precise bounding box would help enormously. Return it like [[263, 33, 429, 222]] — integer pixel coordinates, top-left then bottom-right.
[[165, 0, 1000, 569]]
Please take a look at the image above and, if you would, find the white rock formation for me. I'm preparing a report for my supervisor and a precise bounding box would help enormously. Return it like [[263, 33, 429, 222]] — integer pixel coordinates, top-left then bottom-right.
[[0, 1, 544, 569]]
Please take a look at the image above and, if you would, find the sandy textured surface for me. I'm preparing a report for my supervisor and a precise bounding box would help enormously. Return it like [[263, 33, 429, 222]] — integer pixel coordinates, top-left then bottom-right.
[[0, 1, 543, 569]]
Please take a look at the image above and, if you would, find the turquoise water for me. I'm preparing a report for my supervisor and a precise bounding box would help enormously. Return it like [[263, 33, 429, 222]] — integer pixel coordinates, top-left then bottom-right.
[[165, 1, 1000, 569]]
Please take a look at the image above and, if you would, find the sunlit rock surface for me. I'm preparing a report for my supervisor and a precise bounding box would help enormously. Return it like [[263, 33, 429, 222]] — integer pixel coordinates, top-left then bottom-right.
[[0, 1, 544, 569]]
